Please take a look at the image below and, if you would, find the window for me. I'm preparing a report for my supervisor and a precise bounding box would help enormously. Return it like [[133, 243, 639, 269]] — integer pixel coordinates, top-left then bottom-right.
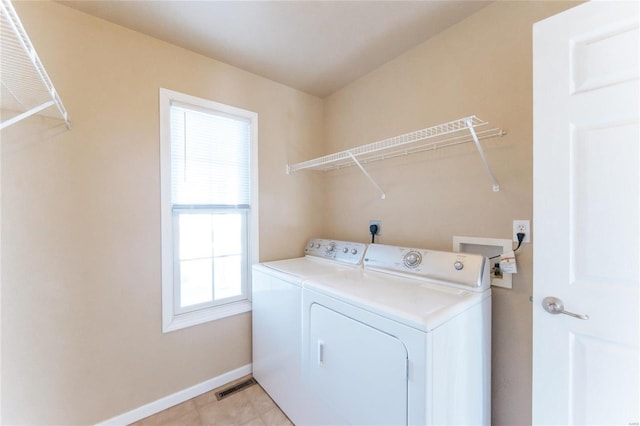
[[160, 88, 258, 332]]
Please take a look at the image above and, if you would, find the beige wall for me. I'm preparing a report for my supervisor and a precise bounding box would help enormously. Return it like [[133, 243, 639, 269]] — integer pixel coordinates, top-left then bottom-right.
[[1, 2, 323, 424], [322, 1, 578, 425]]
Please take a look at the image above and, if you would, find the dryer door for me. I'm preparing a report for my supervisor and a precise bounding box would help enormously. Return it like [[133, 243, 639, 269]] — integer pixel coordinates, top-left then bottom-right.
[[308, 303, 408, 425]]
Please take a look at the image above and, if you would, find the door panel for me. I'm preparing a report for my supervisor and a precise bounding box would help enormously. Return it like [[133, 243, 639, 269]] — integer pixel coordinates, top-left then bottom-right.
[[533, 2, 639, 425], [571, 121, 638, 288], [569, 333, 639, 425], [308, 303, 408, 426]]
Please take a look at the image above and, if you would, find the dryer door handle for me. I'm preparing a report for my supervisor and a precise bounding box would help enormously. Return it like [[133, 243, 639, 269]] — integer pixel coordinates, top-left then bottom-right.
[[317, 340, 325, 366]]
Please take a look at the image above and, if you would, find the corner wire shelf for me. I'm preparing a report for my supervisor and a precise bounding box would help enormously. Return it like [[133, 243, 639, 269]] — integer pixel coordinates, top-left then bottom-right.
[[286, 116, 505, 199], [0, 0, 70, 130]]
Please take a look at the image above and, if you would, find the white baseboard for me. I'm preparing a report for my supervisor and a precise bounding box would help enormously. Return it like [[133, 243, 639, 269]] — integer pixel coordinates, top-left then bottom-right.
[[96, 364, 252, 426]]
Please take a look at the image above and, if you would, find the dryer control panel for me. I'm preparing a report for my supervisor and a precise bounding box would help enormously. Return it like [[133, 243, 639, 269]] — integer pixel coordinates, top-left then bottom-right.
[[305, 239, 367, 265], [363, 244, 490, 291]]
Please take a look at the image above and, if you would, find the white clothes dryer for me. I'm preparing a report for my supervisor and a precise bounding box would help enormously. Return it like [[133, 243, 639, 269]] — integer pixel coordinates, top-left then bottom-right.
[[252, 238, 366, 425], [302, 244, 492, 426]]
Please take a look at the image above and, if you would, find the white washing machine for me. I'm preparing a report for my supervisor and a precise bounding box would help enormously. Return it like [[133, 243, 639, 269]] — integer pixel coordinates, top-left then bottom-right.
[[302, 244, 492, 426], [252, 238, 366, 425]]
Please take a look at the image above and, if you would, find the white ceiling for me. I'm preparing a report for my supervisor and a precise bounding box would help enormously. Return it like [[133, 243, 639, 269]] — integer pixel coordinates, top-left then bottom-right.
[[58, 1, 491, 98]]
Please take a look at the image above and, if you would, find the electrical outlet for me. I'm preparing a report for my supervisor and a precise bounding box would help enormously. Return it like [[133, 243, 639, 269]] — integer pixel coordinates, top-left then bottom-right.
[[369, 220, 381, 235], [513, 220, 531, 243]]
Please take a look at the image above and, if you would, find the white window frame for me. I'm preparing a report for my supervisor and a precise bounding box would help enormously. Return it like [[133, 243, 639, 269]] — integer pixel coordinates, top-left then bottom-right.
[[159, 88, 258, 333]]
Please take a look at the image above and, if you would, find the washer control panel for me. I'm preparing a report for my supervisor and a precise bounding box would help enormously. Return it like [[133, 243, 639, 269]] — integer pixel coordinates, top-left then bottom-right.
[[364, 244, 490, 291], [305, 239, 367, 265]]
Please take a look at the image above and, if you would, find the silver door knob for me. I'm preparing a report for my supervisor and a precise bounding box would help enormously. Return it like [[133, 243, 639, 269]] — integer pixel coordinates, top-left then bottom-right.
[[542, 297, 589, 320]]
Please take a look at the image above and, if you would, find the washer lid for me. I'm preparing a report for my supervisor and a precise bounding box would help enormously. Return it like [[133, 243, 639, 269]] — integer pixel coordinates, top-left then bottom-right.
[[254, 238, 366, 283], [304, 268, 490, 331], [255, 256, 361, 284]]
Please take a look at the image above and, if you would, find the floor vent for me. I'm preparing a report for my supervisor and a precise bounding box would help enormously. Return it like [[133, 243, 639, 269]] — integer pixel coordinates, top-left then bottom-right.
[[215, 377, 257, 401]]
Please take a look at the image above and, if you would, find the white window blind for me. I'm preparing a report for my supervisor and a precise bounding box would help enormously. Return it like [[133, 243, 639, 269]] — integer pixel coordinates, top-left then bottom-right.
[[170, 103, 251, 206]]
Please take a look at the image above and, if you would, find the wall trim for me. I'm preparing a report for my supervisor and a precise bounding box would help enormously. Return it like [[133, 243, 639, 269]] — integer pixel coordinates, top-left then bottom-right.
[[95, 364, 252, 426]]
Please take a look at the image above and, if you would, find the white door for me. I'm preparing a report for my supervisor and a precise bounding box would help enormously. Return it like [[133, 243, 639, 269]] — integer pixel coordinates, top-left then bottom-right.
[[532, 2, 639, 425]]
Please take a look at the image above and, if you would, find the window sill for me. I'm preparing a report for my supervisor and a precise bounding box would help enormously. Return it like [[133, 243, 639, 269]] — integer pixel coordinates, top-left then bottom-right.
[[162, 299, 251, 333]]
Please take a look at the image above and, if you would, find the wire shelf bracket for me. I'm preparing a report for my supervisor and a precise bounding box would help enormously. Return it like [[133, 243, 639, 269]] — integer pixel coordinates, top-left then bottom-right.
[[0, 0, 71, 130], [466, 117, 501, 192], [286, 115, 505, 197], [348, 151, 386, 199]]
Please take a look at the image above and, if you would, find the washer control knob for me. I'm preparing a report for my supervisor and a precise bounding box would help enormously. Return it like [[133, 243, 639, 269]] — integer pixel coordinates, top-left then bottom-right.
[[351, 248, 358, 255], [343, 247, 349, 253], [325, 242, 336, 253], [454, 260, 464, 270], [315, 243, 321, 248], [309, 242, 315, 248], [403, 251, 422, 268]]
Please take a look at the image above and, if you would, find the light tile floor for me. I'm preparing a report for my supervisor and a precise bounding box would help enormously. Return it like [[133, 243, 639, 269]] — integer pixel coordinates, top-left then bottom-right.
[[130, 377, 293, 426]]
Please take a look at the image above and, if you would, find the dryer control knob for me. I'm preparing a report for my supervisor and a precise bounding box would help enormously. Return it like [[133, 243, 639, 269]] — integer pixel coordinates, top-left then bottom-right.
[[309, 242, 315, 248], [343, 247, 349, 253], [316, 243, 321, 248], [403, 251, 422, 268], [454, 260, 464, 270], [351, 249, 358, 255]]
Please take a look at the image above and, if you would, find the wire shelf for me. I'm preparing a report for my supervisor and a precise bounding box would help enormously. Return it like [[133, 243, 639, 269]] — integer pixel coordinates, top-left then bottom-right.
[[287, 116, 504, 196], [1, 0, 70, 130]]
